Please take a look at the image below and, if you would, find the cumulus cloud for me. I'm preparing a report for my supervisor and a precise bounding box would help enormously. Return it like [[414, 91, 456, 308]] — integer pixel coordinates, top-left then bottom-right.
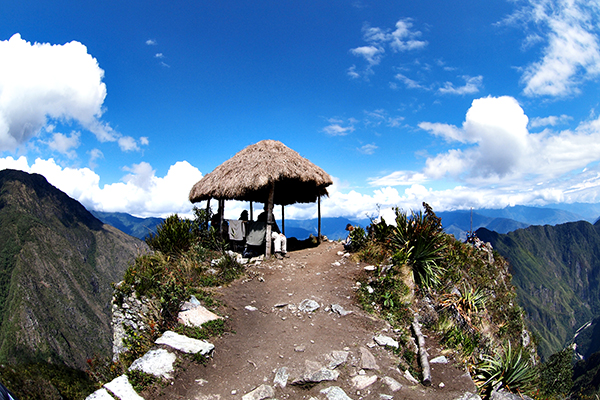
[[419, 96, 600, 187], [513, 0, 600, 97], [0, 34, 145, 157], [0, 34, 110, 151], [146, 39, 157, 45], [0, 157, 203, 218]]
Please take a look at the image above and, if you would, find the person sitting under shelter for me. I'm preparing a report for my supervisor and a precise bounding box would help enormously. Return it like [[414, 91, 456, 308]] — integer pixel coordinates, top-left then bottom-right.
[[257, 208, 288, 258]]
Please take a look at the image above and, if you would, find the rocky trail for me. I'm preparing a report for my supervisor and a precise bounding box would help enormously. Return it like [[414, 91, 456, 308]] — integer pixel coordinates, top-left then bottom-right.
[[91, 241, 481, 400]]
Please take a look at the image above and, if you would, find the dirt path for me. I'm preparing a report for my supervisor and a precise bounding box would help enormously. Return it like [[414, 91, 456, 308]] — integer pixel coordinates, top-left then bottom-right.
[[142, 241, 478, 400]]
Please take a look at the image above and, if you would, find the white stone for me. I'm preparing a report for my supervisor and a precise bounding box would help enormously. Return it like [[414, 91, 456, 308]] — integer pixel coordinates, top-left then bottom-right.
[[374, 335, 399, 349], [351, 374, 377, 389], [104, 375, 145, 400], [178, 302, 222, 328], [430, 355, 449, 364], [382, 376, 402, 392], [359, 347, 379, 370], [128, 348, 177, 379], [273, 366, 289, 388], [331, 304, 352, 316], [364, 265, 376, 271], [298, 299, 320, 312], [245, 305, 258, 311], [403, 369, 419, 385], [241, 384, 274, 400], [155, 330, 214, 355], [326, 350, 350, 369], [320, 386, 353, 400], [85, 388, 114, 400]]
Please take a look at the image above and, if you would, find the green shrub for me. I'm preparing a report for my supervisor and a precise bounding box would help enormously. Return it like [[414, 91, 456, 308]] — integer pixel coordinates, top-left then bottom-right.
[[146, 214, 197, 256], [389, 203, 447, 291], [347, 225, 368, 251]]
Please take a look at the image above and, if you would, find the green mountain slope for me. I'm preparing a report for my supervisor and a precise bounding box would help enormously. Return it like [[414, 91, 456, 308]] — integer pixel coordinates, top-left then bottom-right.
[[0, 169, 145, 370], [477, 221, 600, 360]]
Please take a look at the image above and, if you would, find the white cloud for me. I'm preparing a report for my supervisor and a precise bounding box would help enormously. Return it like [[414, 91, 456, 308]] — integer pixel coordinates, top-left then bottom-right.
[[437, 75, 483, 95], [516, 0, 600, 97], [368, 171, 428, 186], [146, 39, 157, 46], [416, 95, 600, 187], [47, 131, 80, 158], [395, 73, 425, 90], [155, 53, 164, 58], [389, 19, 428, 52], [0, 34, 146, 156], [88, 148, 103, 169], [0, 157, 204, 218], [418, 122, 465, 143], [350, 46, 384, 66], [118, 136, 140, 152], [529, 114, 571, 128], [349, 19, 428, 78], [0, 34, 110, 150], [322, 118, 355, 136], [358, 143, 378, 155]]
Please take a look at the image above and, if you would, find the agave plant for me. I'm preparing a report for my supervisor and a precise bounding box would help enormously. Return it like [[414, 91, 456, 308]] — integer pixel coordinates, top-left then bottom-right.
[[388, 203, 447, 291], [441, 284, 489, 330], [473, 342, 537, 398]]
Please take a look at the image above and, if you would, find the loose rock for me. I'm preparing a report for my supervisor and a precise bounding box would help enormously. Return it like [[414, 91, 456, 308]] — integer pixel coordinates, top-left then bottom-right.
[[359, 347, 380, 370], [320, 386, 354, 400], [373, 334, 399, 349], [241, 384, 274, 400], [351, 374, 377, 390], [298, 299, 320, 312], [382, 376, 402, 392], [128, 348, 177, 379], [273, 367, 289, 388]]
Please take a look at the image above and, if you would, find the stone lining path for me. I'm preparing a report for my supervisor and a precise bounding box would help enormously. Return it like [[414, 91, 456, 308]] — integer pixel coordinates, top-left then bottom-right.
[[88, 241, 485, 400]]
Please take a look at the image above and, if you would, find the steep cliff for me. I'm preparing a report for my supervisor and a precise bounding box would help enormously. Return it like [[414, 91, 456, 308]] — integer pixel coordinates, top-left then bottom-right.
[[0, 169, 146, 370]]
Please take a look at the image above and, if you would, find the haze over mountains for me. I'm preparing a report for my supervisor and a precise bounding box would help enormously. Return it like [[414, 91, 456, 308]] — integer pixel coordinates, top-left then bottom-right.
[[92, 203, 600, 242]]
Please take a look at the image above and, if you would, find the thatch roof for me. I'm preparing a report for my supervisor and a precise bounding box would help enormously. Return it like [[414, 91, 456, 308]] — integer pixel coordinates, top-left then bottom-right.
[[189, 140, 333, 205]]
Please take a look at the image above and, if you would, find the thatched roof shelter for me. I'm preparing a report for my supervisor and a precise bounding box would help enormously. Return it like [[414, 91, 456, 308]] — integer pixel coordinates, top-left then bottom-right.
[[189, 140, 333, 254], [189, 140, 332, 205]]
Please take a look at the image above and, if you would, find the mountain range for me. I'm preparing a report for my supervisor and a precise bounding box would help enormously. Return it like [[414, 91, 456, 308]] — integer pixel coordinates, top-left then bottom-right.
[[477, 221, 600, 360], [91, 204, 598, 242], [0, 169, 144, 370]]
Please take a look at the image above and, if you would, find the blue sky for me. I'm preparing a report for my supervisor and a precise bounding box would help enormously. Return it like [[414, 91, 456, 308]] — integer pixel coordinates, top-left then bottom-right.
[[1, 0, 600, 220]]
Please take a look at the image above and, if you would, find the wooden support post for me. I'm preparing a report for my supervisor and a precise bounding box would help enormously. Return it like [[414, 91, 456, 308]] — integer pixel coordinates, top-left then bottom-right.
[[281, 204, 285, 235], [265, 183, 275, 257], [317, 196, 322, 244], [218, 199, 225, 238], [250, 201, 254, 221], [206, 199, 211, 228]]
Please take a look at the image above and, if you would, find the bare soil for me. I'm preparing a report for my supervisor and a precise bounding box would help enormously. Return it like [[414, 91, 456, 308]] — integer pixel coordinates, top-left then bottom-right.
[[142, 241, 478, 400]]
